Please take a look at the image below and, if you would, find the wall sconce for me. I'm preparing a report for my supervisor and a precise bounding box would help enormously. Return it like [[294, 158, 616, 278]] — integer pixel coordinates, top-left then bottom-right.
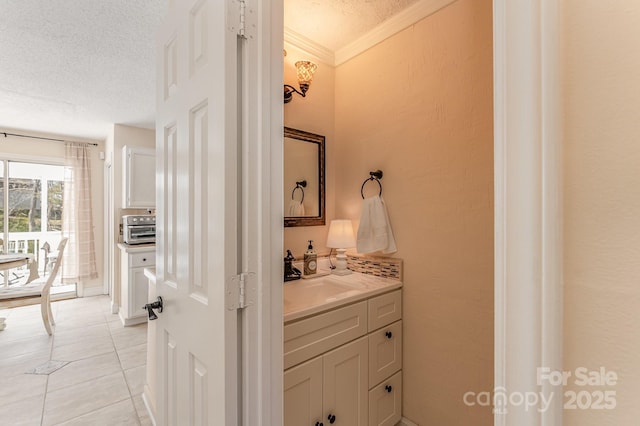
[[284, 61, 318, 104]]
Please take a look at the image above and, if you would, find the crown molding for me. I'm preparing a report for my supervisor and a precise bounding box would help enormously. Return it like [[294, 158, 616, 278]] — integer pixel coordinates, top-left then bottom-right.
[[334, 0, 458, 66], [285, 0, 458, 67], [284, 27, 335, 66]]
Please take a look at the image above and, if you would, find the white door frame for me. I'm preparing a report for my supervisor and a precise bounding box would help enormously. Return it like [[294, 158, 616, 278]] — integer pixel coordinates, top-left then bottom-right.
[[493, 0, 563, 424], [244, 0, 284, 424], [103, 159, 112, 297], [256, 0, 565, 424]]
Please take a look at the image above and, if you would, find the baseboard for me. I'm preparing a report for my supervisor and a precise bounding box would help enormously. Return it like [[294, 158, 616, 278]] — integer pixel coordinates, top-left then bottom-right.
[[398, 417, 419, 426], [142, 387, 157, 426], [82, 286, 107, 297], [118, 311, 146, 327]]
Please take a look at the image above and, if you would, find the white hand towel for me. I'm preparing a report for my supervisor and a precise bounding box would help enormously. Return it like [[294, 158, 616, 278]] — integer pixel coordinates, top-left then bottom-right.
[[288, 200, 305, 216], [356, 195, 397, 254]]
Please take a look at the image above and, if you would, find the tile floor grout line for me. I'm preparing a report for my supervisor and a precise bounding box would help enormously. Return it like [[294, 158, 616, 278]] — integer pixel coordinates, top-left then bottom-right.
[[0, 296, 149, 425], [48, 396, 133, 426], [40, 309, 59, 426]]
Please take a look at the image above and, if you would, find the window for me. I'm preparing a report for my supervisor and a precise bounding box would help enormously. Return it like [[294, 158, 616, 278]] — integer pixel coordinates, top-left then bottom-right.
[[0, 159, 71, 291]]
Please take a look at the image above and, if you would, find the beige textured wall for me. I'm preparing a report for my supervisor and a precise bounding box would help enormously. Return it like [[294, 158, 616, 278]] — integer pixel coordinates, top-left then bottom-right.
[[334, 0, 493, 424], [563, 1, 640, 423], [0, 128, 105, 293], [283, 43, 336, 258]]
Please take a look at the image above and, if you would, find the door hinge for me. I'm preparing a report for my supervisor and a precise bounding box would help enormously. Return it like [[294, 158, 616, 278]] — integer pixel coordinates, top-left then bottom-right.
[[227, 0, 255, 39], [228, 0, 247, 38], [226, 272, 255, 310], [238, 0, 246, 38]]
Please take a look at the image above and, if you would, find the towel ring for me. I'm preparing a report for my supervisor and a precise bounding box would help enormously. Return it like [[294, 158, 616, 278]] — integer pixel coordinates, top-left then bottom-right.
[[360, 170, 383, 199], [292, 180, 307, 203]]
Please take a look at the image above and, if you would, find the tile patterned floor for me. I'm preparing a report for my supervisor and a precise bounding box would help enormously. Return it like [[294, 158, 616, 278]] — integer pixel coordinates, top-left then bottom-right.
[[0, 296, 151, 425]]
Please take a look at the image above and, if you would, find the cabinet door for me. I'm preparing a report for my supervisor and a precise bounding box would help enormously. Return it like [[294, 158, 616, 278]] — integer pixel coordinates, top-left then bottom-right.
[[129, 267, 149, 318], [284, 357, 323, 426], [123, 146, 155, 208], [323, 336, 368, 426]]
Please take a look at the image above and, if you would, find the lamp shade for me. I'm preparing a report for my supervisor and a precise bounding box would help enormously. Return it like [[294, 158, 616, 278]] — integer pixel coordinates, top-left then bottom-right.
[[295, 61, 317, 85], [326, 219, 356, 249]]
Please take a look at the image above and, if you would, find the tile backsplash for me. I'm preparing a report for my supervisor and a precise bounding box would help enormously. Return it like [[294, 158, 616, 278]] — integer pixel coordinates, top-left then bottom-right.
[[346, 254, 402, 280]]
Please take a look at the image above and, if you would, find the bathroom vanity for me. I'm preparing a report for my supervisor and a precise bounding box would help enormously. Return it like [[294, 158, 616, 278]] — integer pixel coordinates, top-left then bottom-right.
[[284, 273, 403, 426]]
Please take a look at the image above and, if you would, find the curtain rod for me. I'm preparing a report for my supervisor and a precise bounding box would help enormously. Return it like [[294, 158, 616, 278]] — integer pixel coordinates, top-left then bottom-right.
[[1, 132, 99, 147]]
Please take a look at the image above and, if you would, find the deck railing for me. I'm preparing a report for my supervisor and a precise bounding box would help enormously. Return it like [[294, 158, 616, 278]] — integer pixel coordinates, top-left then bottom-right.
[[0, 231, 63, 287]]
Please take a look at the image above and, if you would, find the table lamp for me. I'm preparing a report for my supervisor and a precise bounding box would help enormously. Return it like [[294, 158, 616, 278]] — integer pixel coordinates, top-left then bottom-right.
[[326, 219, 356, 275]]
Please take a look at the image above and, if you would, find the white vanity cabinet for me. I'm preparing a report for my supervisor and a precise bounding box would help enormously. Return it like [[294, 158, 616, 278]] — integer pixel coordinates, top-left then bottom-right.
[[118, 244, 155, 326], [122, 146, 155, 208], [284, 289, 403, 426]]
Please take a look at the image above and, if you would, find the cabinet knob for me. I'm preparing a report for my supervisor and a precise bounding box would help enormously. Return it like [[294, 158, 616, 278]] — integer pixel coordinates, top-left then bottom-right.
[[327, 414, 336, 424], [385, 385, 393, 393], [385, 331, 393, 339], [315, 423, 324, 426], [142, 258, 147, 262]]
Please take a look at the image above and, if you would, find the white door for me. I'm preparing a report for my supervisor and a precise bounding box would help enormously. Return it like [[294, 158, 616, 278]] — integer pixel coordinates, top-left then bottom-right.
[[154, 0, 283, 425]]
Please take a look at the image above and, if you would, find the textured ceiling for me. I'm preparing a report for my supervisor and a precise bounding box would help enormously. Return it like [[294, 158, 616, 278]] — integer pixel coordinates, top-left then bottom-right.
[[0, 0, 167, 140], [0, 0, 415, 140], [284, 0, 420, 52]]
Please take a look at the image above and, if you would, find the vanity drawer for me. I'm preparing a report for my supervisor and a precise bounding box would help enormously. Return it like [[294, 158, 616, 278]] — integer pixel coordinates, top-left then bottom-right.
[[284, 301, 367, 369], [368, 290, 402, 332], [368, 371, 402, 426], [369, 320, 402, 387], [130, 252, 155, 268]]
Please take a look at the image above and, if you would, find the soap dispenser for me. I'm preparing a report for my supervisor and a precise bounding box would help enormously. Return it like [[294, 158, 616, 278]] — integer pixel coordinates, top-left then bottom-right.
[[303, 240, 317, 276]]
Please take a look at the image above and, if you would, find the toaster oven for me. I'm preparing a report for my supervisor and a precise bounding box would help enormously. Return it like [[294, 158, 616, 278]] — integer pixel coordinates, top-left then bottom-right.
[[122, 215, 156, 245]]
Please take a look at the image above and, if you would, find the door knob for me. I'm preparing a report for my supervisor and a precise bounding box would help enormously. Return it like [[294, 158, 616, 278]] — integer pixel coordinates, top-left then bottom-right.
[[143, 296, 163, 320]]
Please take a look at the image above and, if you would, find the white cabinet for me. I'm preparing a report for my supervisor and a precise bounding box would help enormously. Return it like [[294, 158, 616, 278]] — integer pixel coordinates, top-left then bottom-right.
[[323, 337, 369, 426], [284, 289, 403, 426], [123, 146, 155, 208], [284, 357, 323, 426], [119, 245, 155, 326], [285, 337, 368, 426]]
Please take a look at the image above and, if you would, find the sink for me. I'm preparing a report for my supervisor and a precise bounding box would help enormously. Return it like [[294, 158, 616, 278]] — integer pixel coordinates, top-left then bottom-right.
[[282, 272, 402, 322], [284, 277, 365, 313]]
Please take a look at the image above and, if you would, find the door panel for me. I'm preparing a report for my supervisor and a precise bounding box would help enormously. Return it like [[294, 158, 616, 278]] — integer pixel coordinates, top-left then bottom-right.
[[284, 357, 323, 426], [323, 337, 369, 426], [164, 332, 178, 425], [189, 354, 208, 425], [155, 0, 239, 424]]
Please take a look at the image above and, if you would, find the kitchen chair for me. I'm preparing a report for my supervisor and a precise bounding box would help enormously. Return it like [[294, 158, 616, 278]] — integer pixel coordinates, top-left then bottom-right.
[[40, 241, 60, 276], [0, 238, 68, 335]]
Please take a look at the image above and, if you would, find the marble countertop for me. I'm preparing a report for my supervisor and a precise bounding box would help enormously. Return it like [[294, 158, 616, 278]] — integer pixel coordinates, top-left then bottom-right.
[[284, 272, 402, 323]]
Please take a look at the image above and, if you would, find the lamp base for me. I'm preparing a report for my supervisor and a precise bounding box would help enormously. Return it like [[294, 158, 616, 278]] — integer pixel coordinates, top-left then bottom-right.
[[331, 248, 352, 275]]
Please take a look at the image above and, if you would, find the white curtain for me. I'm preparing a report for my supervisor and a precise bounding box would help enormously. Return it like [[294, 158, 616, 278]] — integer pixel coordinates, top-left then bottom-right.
[[62, 143, 98, 282]]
